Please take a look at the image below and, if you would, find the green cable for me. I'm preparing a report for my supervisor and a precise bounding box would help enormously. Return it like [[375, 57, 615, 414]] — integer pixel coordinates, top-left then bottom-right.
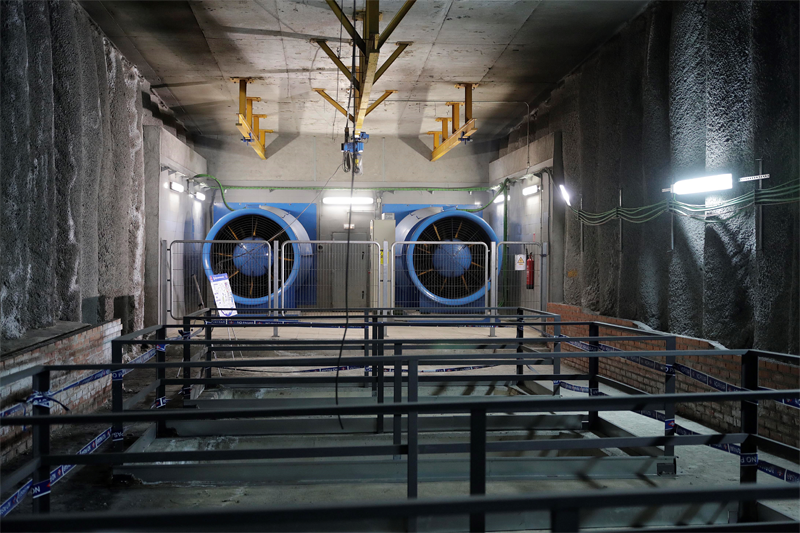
[[192, 174, 235, 211]]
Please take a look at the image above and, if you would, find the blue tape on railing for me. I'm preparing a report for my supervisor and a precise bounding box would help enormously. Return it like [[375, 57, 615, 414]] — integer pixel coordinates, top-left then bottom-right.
[[1, 427, 112, 516], [0, 403, 26, 418], [0, 480, 32, 516], [740, 453, 759, 466], [150, 397, 168, 409]]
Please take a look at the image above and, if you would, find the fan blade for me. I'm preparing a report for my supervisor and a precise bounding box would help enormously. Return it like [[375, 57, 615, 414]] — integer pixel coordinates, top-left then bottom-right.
[[249, 279, 253, 296], [470, 261, 484, 268], [433, 224, 441, 241], [419, 269, 434, 276], [229, 270, 240, 279], [229, 227, 239, 240], [253, 219, 258, 237], [461, 275, 468, 291], [454, 221, 463, 239]]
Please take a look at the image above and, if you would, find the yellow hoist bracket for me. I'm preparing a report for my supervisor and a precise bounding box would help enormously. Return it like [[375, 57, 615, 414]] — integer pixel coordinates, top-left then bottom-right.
[[312, 0, 415, 134], [430, 83, 478, 162], [231, 78, 274, 160]]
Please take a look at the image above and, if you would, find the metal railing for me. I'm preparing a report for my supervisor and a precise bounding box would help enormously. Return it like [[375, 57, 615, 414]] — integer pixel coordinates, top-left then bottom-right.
[[2, 309, 799, 531]]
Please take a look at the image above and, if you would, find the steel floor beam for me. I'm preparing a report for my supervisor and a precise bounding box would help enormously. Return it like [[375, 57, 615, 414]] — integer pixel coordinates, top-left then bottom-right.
[[114, 456, 670, 483], [166, 414, 585, 436]]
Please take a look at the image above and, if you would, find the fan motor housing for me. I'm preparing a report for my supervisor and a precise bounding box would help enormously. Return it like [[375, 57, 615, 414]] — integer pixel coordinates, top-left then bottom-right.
[[395, 207, 499, 312], [203, 207, 312, 310]]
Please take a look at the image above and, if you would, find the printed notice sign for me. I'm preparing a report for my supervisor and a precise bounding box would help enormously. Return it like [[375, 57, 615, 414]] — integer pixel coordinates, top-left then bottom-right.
[[209, 273, 238, 317], [515, 254, 526, 271]]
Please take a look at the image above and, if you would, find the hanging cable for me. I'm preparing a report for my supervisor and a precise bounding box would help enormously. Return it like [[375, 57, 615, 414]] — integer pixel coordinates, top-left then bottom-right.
[[335, 0, 359, 430]]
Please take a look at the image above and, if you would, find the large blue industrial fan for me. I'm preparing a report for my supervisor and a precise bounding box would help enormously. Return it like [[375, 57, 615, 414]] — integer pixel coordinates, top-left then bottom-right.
[[394, 207, 499, 312], [203, 207, 312, 309]]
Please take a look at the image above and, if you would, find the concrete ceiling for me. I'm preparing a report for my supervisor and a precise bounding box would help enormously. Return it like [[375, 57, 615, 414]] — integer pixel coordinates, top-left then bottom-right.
[[81, 0, 648, 140]]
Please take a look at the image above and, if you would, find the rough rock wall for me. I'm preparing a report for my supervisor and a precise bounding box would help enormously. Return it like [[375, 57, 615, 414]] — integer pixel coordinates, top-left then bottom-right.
[[525, 0, 799, 354], [0, 1, 176, 341]]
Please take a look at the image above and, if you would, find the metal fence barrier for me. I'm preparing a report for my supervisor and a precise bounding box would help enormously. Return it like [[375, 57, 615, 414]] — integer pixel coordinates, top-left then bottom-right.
[[2, 309, 799, 531], [391, 241, 489, 312], [280, 240, 381, 314], [167, 240, 552, 326]]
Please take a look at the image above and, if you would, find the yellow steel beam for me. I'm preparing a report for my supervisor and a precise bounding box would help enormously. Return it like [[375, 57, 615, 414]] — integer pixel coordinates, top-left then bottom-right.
[[426, 131, 441, 150], [365, 90, 397, 116], [377, 0, 416, 49], [353, 34, 380, 132], [436, 117, 450, 139], [446, 101, 461, 133], [312, 39, 359, 92], [312, 88, 354, 122], [374, 42, 410, 83], [430, 118, 477, 162], [231, 78, 270, 159], [324, 0, 366, 53]]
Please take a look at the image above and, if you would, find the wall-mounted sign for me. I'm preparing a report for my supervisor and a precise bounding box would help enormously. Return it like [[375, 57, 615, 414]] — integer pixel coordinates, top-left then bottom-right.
[[514, 254, 526, 271]]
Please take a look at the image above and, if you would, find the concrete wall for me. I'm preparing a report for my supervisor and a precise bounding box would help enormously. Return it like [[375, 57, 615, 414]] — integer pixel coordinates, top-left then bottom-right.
[[0, 1, 198, 341], [518, 1, 799, 354], [194, 134, 498, 186]]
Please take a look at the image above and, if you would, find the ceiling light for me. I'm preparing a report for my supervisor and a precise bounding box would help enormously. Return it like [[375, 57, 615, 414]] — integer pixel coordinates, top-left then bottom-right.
[[322, 196, 374, 205], [672, 173, 733, 195], [194, 191, 206, 201], [559, 184, 571, 206], [169, 181, 185, 193], [522, 185, 539, 196]]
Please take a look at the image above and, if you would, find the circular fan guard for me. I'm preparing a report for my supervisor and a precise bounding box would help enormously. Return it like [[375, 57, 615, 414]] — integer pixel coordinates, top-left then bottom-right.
[[208, 214, 294, 299], [410, 216, 491, 300]]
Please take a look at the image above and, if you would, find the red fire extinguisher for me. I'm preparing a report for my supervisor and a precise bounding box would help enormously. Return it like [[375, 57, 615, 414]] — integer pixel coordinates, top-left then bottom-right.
[[526, 253, 535, 289]]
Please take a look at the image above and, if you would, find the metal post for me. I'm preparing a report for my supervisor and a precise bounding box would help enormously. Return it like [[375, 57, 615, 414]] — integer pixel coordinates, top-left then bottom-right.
[[371, 315, 378, 394], [587, 323, 599, 429], [739, 350, 759, 522], [156, 327, 167, 436], [553, 315, 561, 396], [205, 318, 213, 380], [32, 369, 50, 514], [580, 196, 584, 255], [394, 344, 402, 459], [182, 317, 192, 399], [470, 408, 487, 533], [490, 242, 497, 337], [272, 240, 279, 338], [407, 359, 418, 501], [160, 239, 168, 323], [376, 320, 385, 433], [112, 340, 124, 452], [516, 307, 524, 377], [664, 336, 677, 470], [540, 242, 548, 312]]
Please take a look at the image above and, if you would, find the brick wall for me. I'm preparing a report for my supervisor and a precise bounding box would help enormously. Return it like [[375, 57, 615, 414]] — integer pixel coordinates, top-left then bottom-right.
[[0, 320, 122, 465], [546, 303, 800, 448]]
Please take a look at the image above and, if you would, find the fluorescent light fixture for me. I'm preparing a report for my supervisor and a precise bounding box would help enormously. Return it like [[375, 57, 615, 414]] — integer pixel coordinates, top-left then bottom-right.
[[474, 201, 481, 206], [169, 181, 185, 193], [493, 194, 510, 204], [322, 196, 373, 205], [672, 173, 733, 195], [559, 184, 571, 206], [522, 185, 539, 196], [194, 191, 206, 201]]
